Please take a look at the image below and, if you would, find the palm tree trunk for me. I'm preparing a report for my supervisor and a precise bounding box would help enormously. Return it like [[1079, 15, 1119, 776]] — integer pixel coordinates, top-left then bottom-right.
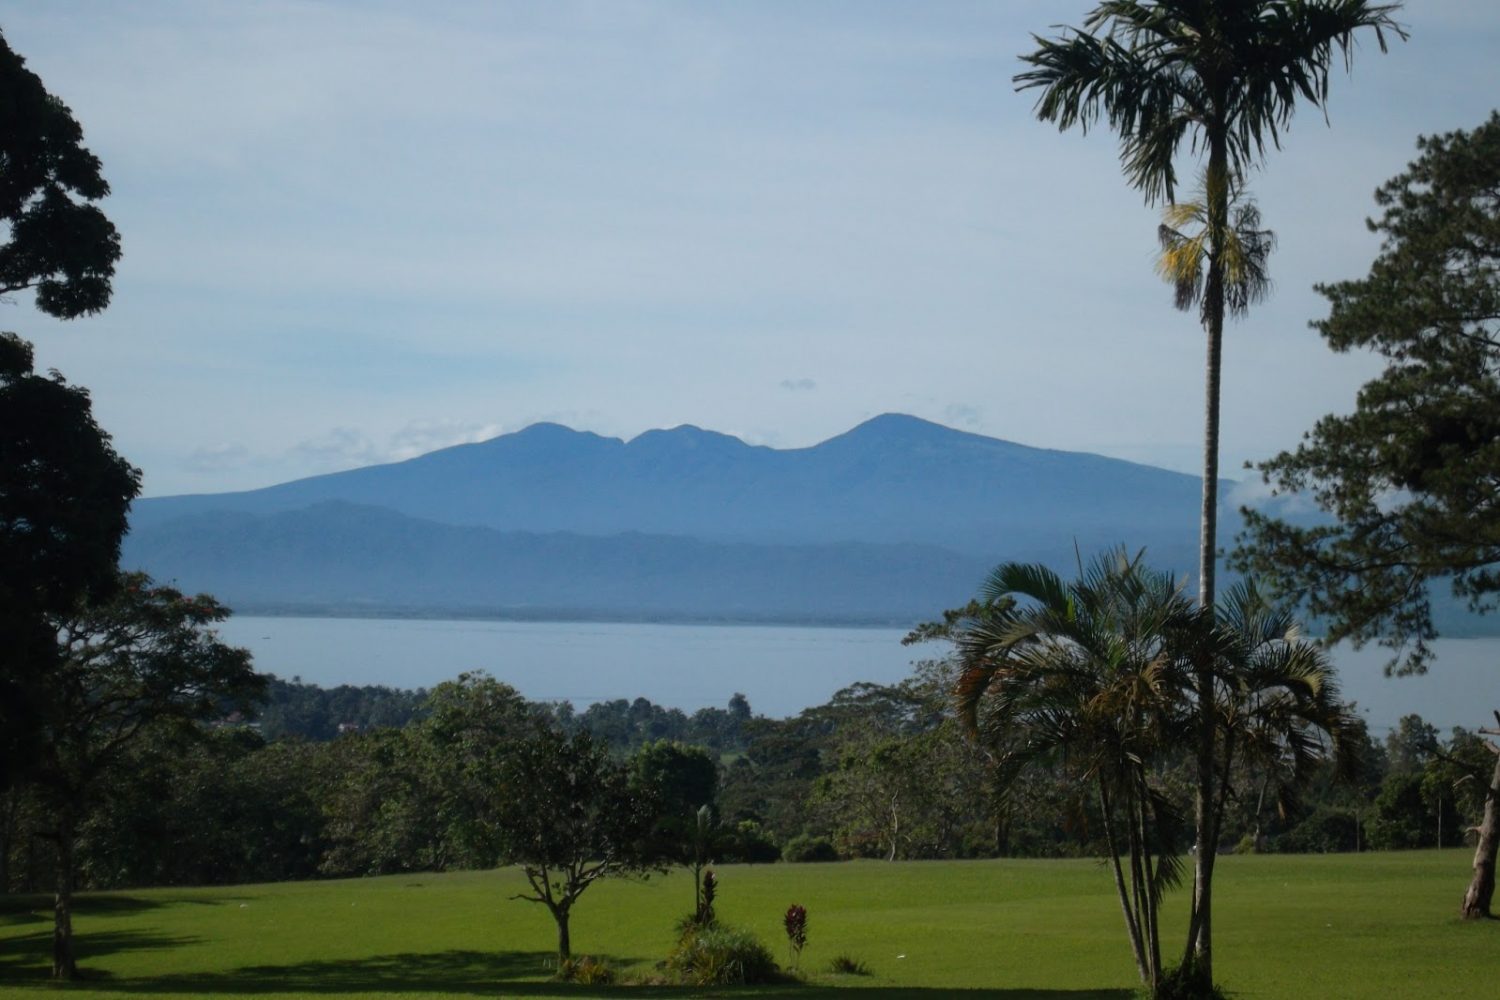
[[1100, 784, 1150, 983], [1136, 776, 1162, 984], [1188, 132, 1231, 986]]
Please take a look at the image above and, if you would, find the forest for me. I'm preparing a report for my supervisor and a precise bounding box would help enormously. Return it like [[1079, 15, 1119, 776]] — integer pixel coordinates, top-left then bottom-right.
[[3, 653, 1488, 898]]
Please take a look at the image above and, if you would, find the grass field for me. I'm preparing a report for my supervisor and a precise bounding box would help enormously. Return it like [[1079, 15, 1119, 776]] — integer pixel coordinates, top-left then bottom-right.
[[1, 851, 1493, 998]]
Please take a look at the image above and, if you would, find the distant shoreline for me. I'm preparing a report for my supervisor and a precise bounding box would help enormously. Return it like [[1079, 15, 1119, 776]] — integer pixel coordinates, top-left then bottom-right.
[[223, 603, 923, 631], [220, 602, 1500, 640]]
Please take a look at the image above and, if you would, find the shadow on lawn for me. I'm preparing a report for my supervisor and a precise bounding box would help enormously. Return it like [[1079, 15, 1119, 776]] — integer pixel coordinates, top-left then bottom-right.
[[0, 928, 202, 980], [29, 947, 1133, 999]]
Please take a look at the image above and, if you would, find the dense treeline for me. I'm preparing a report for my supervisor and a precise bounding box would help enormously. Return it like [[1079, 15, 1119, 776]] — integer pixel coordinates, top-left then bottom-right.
[[1, 661, 1489, 896]]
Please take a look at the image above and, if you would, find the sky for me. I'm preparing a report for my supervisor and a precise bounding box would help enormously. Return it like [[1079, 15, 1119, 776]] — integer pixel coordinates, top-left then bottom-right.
[[3, 0, 1498, 499]]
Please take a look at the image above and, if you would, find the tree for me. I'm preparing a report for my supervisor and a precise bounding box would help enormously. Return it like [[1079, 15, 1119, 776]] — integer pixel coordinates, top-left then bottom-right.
[[32, 572, 264, 979], [629, 740, 720, 918], [410, 672, 534, 870], [1179, 580, 1361, 960], [0, 31, 120, 318], [954, 552, 1198, 992], [1, 334, 139, 790], [953, 553, 1356, 996], [1235, 113, 1500, 918], [1015, 5, 1404, 979], [497, 720, 661, 962]]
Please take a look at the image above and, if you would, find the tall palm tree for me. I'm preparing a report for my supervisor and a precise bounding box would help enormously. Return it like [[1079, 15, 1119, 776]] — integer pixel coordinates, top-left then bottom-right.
[[954, 551, 1199, 991], [1015, 4, 1404, 981]]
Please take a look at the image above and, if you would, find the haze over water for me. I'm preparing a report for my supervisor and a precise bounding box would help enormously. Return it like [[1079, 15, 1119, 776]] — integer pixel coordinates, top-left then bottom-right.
[[217, 615, 1496, 733]]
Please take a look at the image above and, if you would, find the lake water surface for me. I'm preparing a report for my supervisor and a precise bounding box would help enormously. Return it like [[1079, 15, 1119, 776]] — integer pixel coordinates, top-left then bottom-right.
[[216, 615, 1498, 733]]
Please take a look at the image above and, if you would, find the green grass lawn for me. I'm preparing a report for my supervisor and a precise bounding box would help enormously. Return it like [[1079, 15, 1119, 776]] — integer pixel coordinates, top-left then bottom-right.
[[1, 851, 1493, 998]]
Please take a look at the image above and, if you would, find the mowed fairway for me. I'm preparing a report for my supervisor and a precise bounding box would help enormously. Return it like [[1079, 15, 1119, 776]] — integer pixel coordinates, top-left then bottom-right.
[[0, 851, 1493, 998]]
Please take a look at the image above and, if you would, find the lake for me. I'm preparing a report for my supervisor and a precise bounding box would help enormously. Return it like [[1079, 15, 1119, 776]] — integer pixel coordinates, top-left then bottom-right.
[[215, 615, 1498, 733]]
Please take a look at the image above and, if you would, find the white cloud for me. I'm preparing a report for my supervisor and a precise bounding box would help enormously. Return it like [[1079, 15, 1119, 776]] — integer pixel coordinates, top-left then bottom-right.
[[181, 443, 252, 474]]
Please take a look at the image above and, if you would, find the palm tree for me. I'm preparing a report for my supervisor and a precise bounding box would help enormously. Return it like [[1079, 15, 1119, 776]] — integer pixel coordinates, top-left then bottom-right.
[[1015, 4, 1404, 980], [1179, 579, 1363, 975], [954, 551, 1199, 991], [1156, 180, 1274, 326]]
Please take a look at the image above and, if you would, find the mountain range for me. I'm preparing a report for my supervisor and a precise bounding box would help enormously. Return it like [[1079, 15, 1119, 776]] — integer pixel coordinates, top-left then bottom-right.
[[124, 414, 1232, 624]]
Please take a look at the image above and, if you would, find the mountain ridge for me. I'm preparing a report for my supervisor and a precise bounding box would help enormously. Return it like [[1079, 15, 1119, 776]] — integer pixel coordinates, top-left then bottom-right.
[[132, 414, 1229, 559]]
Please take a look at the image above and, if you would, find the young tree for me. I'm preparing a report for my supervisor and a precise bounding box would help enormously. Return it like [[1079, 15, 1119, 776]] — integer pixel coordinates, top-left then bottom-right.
[[0, 30, 121, 318], [1236, 113, 1500, 918], [497, 721, 661, 962], [1016, 6, 1404, 979], [34, 573, 264, 979]]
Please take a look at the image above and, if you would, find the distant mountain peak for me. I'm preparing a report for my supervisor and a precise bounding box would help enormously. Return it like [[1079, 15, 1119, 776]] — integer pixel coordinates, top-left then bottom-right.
[[819, 412, 1015, 453], [627, 424, 762, 457]]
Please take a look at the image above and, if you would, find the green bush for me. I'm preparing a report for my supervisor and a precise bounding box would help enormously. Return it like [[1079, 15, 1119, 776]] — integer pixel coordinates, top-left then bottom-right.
[[781, 834, 838, 862], [829, 954, 871, 976], [555, 955, 615, 984], [666, 923, 778, 985], [719, 820, 781, 863]]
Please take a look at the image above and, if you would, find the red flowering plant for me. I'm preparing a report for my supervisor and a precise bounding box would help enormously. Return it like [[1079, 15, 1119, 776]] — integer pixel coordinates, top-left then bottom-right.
[[783, 904, 807, 971]]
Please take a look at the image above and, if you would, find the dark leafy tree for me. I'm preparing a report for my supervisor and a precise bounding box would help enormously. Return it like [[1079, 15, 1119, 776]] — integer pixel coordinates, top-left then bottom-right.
[[1, 334, 139, 790], [317, 727, 443, 876], [1238, 112, 1500, 673], [1236, 113, 1500, 918], [629, 740, 719, 916], [497, 720, 661, 962], [34, 572, 265, 979], [410, 672, 534, 870], [0, 31, 120, 318]]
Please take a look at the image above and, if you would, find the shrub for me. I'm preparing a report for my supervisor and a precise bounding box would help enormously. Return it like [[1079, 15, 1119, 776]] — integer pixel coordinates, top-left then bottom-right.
[[829, 954, 872, 976], [555, 955, 615, 984], [720, 820, 781, 863], [666, 923, 778, 985], [781, 834, 838, 862]]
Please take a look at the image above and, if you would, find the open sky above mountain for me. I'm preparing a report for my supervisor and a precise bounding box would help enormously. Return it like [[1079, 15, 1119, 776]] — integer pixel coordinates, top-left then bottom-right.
[[5, 1, 1498, 497]]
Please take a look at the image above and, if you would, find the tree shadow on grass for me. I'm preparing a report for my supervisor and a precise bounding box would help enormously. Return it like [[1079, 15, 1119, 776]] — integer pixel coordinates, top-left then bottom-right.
[[0, 929, 202, 981], [43, 948, 1134, 998]]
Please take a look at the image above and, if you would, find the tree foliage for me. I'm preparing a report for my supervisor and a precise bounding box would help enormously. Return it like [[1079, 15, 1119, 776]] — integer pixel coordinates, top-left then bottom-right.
[[1238, 112, 1500, 675], [0, 31, 121, 318], [952, 552, 1356, 993], [496, 721, 660, 961], [0, 334, 139, 789], [954, 552, 1198, 990], [34, 572, 264, 979]]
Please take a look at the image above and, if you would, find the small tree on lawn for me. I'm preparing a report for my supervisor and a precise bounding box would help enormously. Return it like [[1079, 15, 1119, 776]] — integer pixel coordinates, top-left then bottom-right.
[[498, 720, 661, 962]]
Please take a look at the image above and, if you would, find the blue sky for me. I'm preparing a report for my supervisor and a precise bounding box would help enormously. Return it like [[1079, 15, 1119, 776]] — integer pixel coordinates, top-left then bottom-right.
[[4, 1, 1498, 497]]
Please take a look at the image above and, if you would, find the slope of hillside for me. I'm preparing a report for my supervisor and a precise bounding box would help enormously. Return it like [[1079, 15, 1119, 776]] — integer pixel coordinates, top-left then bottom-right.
[[121, 501, 994, 624]]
